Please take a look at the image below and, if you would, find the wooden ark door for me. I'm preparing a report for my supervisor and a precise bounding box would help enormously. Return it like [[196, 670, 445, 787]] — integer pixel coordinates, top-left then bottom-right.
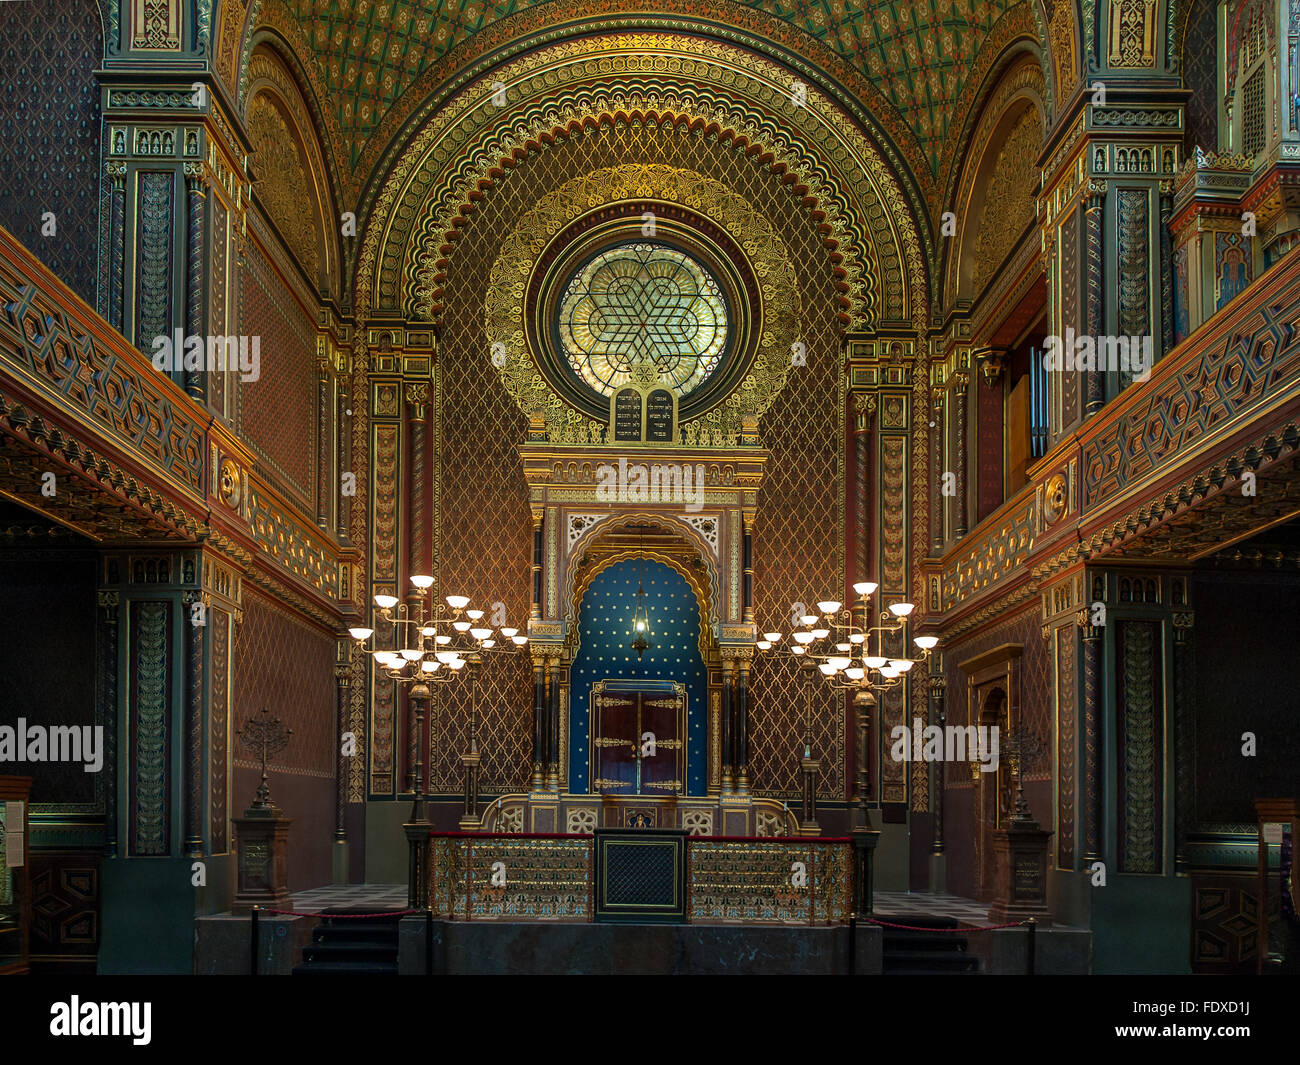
[[590, 682, 685, 796]]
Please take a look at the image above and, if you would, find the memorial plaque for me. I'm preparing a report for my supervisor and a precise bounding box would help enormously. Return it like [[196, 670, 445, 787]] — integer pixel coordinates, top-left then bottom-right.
[[613, 389, 643, 442], [646, 389, 674, 442]]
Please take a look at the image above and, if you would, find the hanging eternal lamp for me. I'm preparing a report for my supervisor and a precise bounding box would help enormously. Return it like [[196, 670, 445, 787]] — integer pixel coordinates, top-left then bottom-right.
[[629, 529, 653, 660]]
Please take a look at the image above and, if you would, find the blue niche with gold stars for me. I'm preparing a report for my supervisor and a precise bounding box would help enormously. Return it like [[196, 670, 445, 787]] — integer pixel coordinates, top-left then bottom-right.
[[569, 558, 707, 795]]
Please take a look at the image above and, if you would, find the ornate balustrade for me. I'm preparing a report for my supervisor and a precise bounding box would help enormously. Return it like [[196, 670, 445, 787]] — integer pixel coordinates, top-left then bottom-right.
[[430, 833, 594, 921], [687, 838, 851, 924], [936, 249, 1300, 622], [0, 226, 349, 619], [427, 832, 853, 925]]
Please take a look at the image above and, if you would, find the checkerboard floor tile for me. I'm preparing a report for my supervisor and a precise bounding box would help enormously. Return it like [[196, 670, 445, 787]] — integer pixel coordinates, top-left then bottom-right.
[[287, 884, 408, 913]]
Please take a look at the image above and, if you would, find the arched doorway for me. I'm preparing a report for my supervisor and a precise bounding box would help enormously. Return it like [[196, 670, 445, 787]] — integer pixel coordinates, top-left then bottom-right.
[[568, 557, 709, 795], [975, 687, 1012, 900]]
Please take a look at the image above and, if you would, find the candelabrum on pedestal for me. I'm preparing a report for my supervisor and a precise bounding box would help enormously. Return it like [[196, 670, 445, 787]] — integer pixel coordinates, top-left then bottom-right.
[[231, 708, 293, 914]]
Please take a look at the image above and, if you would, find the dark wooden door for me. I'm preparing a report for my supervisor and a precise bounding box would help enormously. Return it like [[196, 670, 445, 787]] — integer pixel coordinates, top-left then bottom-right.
[[590, 683, 685, 796]]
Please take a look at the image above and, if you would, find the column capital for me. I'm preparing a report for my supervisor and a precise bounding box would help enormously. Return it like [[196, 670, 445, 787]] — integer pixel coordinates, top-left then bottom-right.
[[405, 381, 430, 420], [849, 389, 877, 432]]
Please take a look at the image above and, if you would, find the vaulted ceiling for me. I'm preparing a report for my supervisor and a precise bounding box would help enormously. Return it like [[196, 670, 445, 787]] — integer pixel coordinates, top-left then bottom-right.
[[266, 0, 1033, 185]]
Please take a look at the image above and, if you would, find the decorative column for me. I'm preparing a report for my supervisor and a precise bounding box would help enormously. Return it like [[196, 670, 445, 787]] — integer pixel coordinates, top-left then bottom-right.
[[1159, 181, 1175, 355], [531, 516, 544, 619], [333, 639, 351, 883], [406, 384, 430, 577], [336, 358, 353, 545], [720, 660, 734, 794], [367, 336, 403, 797], [1080, 607, 1102, 862], [1172, 609, 1194, 871], [952, 372, 969, 538], [734, 658, 750, 795], [97, 591, 120, 858], [741, 519, 755, 625], [850, 390, 874, 578], [182, 589, 205, 859], [1084, 180, 1107, 416], [106, 162, 127, 333], [182, 162, 206, 401], [531, 658, 546, 790], [929, 387, 944, 552], [929, 667, 947, 892], [400, 587, 424, 803], [546, 659, 561, 791], [403, 382, 431, 807], [316, 350, 333, 530]]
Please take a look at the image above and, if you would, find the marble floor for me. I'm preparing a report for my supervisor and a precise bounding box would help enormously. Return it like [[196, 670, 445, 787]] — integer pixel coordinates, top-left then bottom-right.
[[873, 891, 993, 922], [288, 883, 410, 913]]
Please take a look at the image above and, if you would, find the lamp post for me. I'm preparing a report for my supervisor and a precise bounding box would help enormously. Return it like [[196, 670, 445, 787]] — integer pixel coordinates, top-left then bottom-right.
[[349, 576, 529, 905], [756, 579, 939, 911]]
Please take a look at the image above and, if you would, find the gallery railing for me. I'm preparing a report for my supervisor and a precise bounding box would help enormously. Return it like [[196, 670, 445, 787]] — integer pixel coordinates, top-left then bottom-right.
[[426, 832, 854, 925]]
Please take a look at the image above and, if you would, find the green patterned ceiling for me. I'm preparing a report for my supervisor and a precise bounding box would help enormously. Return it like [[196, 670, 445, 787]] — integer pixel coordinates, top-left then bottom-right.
[[289, 0, 1023, 177]]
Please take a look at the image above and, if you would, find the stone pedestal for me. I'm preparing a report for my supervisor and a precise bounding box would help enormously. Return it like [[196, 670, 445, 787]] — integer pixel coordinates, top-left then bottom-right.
[[231, 807, 292, 915], [459, 751, 481, 831], [928, 852, 947, 895], [405, 820, 432, 909], [987, 822, 1052, 925], [332, 840, 349, 885], [851, 825, 881, 916], [798, 756, 821, 835]]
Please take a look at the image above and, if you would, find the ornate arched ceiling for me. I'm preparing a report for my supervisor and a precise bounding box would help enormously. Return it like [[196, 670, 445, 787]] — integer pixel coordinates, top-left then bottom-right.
[[244, 0, 1037, 196], [351, 31, 930, 330]]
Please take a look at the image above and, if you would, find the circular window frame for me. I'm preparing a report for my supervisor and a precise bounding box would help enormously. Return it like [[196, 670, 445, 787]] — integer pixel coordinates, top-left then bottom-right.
[[526, 204, 761, 424]]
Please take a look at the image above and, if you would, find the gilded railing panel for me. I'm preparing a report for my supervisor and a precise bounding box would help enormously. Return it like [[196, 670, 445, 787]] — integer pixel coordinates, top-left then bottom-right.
[[429, 833, 853, 924], [687, 839, 851, 925], [429, 834, 593, 921]]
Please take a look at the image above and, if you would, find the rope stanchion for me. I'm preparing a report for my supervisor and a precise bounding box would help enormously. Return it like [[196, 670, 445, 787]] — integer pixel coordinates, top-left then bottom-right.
[[863, 917, 1027, 932]]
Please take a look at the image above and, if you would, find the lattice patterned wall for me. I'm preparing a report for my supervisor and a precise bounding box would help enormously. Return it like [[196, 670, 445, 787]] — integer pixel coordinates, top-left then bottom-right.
[[238, 240, 318, 509], [428, 121, 842, 797], [0, 0, 103, 308], [1183, 0, 1220, 156], [747, 208, 843, 801], [429, 258, 534, 789], [231, 591, 335, 781], [941, 608, 1053, 787]]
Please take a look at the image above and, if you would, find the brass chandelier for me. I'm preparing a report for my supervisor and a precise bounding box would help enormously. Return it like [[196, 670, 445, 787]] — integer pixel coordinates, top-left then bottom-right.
[[348, 575, 529, 683], [755, 579, 938, 691]]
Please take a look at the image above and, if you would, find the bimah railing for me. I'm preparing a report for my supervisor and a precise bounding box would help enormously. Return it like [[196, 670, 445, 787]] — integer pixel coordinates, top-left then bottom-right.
[[426, 832, 856, 925]]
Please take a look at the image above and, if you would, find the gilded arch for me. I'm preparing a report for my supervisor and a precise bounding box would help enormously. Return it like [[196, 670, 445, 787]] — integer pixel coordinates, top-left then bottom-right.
[[937, 2, 1044, 219], [568, 544, 717, 665], [564, 511, 722, 645], [941, 54, 1049, 308], [243, 47, 343, 295], [354, 32, 930, 332]]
